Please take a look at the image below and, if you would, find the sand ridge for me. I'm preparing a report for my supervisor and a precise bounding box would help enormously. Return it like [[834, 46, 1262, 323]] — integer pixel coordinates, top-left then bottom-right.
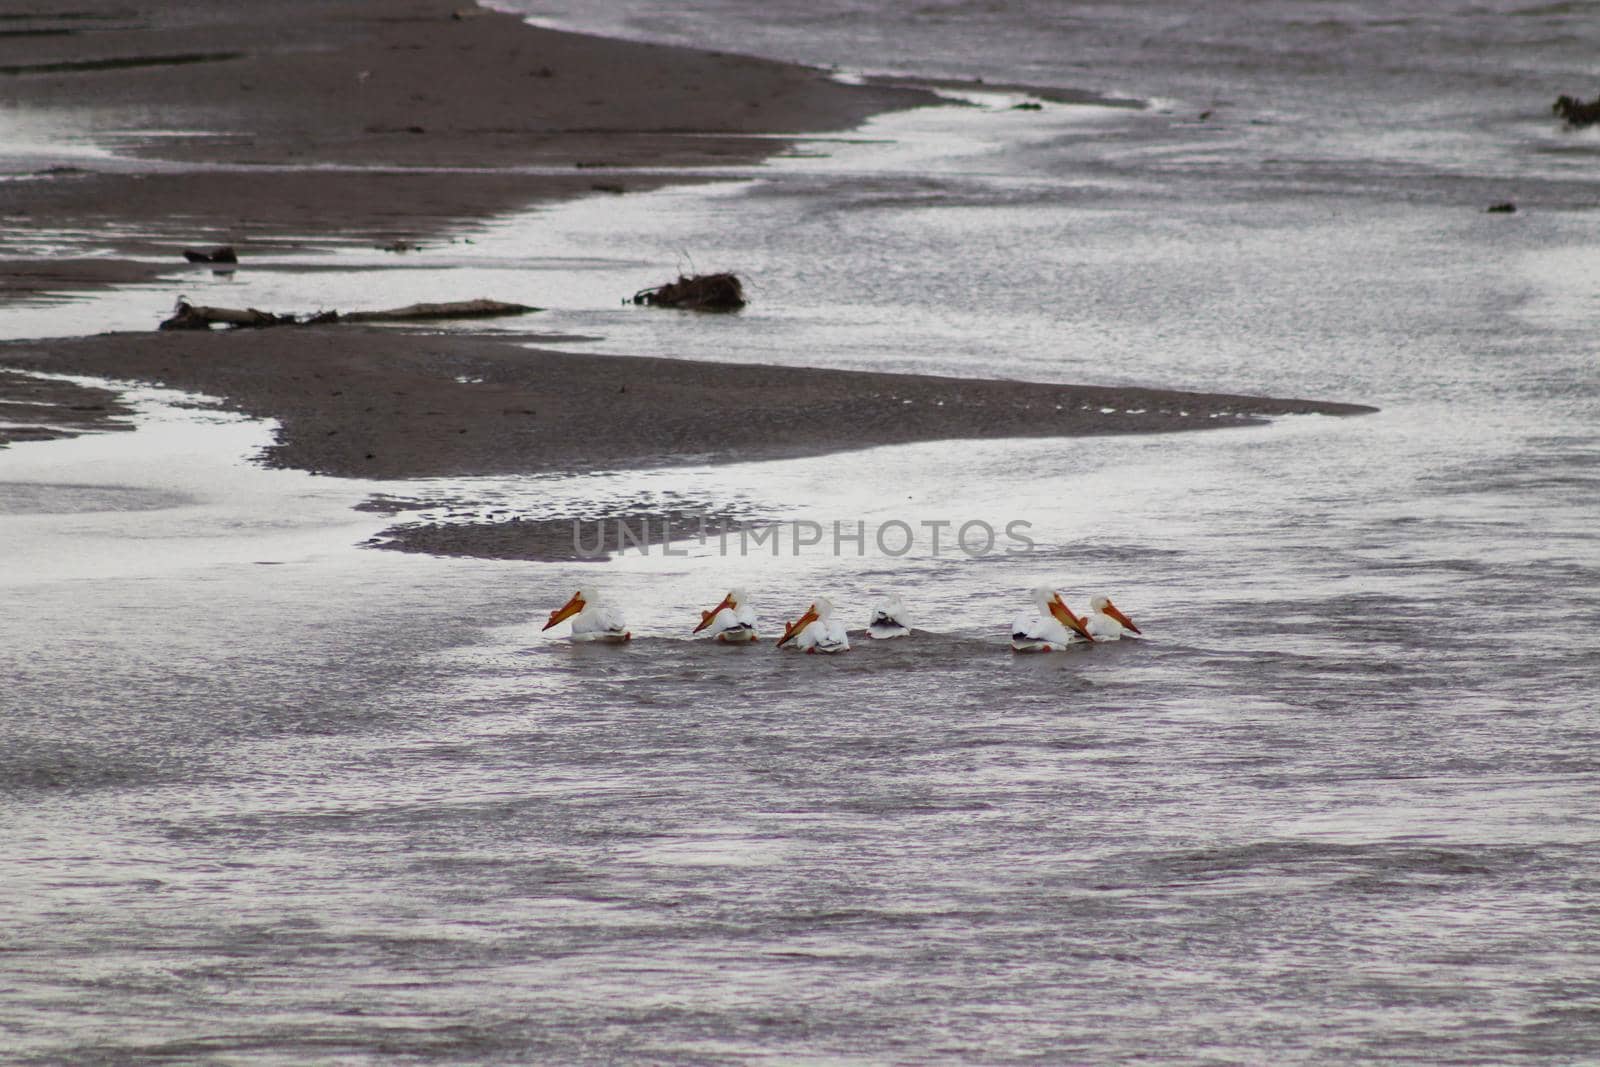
[[0, 0, 935, 288], [0, 329, 1375, 479], [0, 0, 1375, 557]]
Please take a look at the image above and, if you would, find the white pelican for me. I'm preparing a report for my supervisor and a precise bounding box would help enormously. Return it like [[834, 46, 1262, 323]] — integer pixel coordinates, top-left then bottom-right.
[[1085, 594, 1142, 640], [542, 587, 630, 643], [867, 594, 912, 639], [776, 596, 850, 653], [693, 587, 759, 643], [1011, 586, 1096, 652]]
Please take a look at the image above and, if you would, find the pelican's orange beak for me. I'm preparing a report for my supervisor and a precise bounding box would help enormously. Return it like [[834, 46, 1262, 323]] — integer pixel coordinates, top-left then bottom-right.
[[543, 591, 586, 630], [777, 604, 819, 647], [1103, 597, 1141, 635], [694, 593, 735, 633], [1049, 595, 1095, 642]]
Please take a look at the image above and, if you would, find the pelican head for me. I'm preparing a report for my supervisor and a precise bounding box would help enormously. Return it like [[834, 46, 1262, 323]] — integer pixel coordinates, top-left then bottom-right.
[[1032, 585, 1095, 642], [543, 587, 594, 630], [1091, 594, 1141, 634], [777, 595, 832, 647], [694, 587, 749, 632]]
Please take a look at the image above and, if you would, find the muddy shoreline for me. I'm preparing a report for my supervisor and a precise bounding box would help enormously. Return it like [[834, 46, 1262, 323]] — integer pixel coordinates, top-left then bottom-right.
[[0, 0, 1377, 564], [0, 371, 134, 449], [0, 330, 1375, 480], [0, 327, 1375, 561], [0, 0, 934, 302]]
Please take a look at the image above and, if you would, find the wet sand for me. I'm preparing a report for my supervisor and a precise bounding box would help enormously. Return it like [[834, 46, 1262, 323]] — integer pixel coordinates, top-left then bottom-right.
[[0, 0, 933, 300], [0, 329, 1374, 479], [0, 371, 133, 448], [0, 0, 1375, 563], [1, 327, 1374, 560], [358, 495, 757, 564]]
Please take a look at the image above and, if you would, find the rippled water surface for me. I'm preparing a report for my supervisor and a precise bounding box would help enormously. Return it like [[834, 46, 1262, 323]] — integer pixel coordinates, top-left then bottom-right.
[[4, 1, 1599, 1063]]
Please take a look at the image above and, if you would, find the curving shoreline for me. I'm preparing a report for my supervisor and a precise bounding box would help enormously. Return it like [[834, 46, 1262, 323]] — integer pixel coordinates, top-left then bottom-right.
[[0, 329, 1375, 480], [0, 0, 934, 303], [0, 0, 1375, 524]]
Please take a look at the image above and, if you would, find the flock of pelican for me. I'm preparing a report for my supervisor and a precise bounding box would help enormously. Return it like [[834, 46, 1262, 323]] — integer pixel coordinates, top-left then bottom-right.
[[542, 585, 1141, 653]]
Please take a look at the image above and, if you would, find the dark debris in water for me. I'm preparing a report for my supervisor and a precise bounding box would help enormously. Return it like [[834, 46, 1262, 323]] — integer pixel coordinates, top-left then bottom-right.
[[182, 245, 238, 264], [1553, 92, 1600, 128], [629, 272, 746, 312]]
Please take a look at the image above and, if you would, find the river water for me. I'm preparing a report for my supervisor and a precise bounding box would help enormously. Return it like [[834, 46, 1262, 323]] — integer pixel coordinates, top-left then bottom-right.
[[3, 2, 1598, 1063]]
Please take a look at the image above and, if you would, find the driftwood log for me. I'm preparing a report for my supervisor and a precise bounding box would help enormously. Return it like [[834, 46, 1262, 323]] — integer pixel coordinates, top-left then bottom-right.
[[159, 298, 538, 331], [629, 272, 745, 312], [159, 303, 293, 330], [340, 300, 538, 322]]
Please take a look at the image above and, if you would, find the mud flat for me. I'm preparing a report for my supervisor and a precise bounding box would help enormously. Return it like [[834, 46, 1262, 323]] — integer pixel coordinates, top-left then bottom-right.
[[0, 0, 1374, 560], [0, 0, 934, 302], [0, 330, 1375, 479]]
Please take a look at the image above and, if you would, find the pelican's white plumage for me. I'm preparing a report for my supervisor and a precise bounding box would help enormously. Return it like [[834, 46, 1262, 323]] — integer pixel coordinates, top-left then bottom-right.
[[867, 594, 912, 639], [543, 587, 630, 643], [1010, 585, 1096, 652], [777, 595, 850, 653], [1084, 594, 1142, 641], [693, 587, 759, 643]]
